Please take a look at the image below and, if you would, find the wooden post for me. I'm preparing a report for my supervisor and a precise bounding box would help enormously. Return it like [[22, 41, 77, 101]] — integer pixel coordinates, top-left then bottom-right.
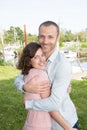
[[76, 36, 81, 58], [24, 24, 27, 46]]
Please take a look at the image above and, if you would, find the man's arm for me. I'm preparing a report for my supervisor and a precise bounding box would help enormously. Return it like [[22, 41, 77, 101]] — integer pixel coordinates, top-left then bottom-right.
[[14, 73, 25, 93], [40, 88, 77, 130], [25, 62, 72, 111], [14, 73, 50, 94]]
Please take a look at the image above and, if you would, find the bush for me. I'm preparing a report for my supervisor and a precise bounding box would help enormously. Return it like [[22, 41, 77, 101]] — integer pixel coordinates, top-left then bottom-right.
[[0, 58, 13, 66]]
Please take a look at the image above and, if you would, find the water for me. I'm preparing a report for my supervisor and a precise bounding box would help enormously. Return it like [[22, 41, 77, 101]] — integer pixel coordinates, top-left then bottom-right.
[[71, 58, 87, 71], [61, 50, 87, 71], [79, 58, 87, 70]]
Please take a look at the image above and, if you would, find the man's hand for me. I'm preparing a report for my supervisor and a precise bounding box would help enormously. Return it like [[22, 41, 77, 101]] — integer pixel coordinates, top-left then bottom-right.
[[65, 128, 77, 130], [23, 75, 50, 94]]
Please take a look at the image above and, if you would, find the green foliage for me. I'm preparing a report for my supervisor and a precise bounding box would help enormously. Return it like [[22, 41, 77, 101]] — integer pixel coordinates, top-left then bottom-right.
[[80, 42, 87, 48], [68, 44, 77, 51], [0, 58, 13, 66], [71, 80, 87, 130], [15, 27, 24, 42], [27, 34, 38, 43], [59, 40, 64, 47], [0, 26, 87, 49], [2, 26, 24, 44], [77, 30, 87, 42], [4, 26, 14, 44], [60, 29, 75, 43]]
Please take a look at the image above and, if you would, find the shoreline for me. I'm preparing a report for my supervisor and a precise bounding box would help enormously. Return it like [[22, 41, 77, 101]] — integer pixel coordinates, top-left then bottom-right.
[[72, 71, 87, 80]]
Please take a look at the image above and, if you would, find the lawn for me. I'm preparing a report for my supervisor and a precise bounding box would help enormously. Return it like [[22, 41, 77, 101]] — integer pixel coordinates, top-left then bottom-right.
[[0, 66, 27, 130], [0, 65, 87, 130]]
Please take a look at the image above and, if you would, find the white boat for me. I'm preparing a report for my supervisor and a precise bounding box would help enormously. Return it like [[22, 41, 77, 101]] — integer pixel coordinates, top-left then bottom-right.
[[60, 50, 87, 73], [1, 47, 15, 62], [62, 50, 77, 58]]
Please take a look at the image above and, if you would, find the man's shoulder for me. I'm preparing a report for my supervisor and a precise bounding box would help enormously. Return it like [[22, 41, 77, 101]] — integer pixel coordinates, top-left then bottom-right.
[[58, 51, 70, 62], [57, 51, 71, 68]]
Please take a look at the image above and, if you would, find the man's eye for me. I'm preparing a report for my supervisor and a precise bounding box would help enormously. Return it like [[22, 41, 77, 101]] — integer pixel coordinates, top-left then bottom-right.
[[49, 36, 53, 39], [39, 36, 44, 39]]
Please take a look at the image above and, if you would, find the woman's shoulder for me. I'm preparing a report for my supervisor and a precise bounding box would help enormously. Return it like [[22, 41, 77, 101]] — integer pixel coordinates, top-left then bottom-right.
[[24, 68, 49, 83], [30, 68, 49, 80], [28, 68, 46, 77]]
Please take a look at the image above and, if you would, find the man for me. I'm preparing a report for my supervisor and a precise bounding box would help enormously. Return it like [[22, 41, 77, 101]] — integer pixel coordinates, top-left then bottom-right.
[[14, 21, 78, 130]]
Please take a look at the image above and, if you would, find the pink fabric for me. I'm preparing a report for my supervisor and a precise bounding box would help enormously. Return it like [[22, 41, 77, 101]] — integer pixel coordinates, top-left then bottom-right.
[[23, 68, 51, 130]]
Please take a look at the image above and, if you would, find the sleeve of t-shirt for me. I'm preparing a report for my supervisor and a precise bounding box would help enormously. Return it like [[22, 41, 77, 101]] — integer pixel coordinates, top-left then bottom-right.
[[14, 73, 25, 93]]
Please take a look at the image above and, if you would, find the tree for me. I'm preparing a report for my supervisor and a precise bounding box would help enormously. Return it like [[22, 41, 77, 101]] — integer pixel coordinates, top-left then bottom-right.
[[27, 33, 38, 43], [15, 27, 24, 43], [4, 26, 14, 44], [3, 26, 24, 44]]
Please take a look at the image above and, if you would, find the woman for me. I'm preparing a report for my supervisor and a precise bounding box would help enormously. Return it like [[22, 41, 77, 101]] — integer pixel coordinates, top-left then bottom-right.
[[17, 42, 51, 130]]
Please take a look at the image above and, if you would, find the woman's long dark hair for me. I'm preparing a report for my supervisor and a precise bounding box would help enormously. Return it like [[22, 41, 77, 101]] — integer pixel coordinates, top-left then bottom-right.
[[17, 42, 41, 75]]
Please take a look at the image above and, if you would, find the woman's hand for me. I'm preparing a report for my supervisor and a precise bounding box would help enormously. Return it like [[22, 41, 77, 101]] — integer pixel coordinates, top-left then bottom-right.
[[65, 128, 77, 130]]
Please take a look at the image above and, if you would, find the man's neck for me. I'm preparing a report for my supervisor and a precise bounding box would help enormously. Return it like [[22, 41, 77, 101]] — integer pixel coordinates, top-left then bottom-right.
[[45, 48, 56, 60]]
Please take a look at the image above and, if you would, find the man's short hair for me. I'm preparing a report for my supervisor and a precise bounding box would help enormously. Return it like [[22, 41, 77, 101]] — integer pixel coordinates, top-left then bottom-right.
[[39, 21, 59, 34]]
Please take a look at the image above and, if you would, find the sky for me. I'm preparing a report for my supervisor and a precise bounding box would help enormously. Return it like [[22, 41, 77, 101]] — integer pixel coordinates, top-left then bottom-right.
[[0, 0, 87, 34]]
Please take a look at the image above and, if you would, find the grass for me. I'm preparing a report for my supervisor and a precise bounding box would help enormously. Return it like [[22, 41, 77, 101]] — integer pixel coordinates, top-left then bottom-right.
[[0, 66, 27, 130], [71, 80, 87, 129], [0, 65, 87, 130]]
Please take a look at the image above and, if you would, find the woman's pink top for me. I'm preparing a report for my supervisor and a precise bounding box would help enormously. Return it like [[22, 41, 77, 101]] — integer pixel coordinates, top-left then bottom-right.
[[23, 68, 51, 130]]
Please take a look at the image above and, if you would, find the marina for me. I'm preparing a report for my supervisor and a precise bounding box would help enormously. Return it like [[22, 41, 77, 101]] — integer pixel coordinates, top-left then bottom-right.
[[61, 50, 87, 80]]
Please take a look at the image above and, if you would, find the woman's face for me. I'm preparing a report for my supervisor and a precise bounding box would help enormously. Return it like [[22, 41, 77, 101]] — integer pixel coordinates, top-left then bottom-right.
[[31, 48, 46, 70]]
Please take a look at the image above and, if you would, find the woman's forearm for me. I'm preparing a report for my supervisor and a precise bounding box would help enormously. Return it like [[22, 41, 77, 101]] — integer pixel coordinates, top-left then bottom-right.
[[50, 112, 77, 130]]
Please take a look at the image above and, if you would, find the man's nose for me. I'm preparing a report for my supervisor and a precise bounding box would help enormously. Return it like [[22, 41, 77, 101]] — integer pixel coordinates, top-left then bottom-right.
[[44, 37, 48, 43]]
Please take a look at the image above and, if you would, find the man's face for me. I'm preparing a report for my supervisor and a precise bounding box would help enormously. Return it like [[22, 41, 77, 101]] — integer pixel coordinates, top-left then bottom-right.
[[38, 25, 59, 58]]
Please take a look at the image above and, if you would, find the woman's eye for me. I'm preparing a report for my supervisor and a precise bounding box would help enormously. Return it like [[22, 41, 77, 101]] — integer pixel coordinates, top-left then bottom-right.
[[34, 56, 39, 59]]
